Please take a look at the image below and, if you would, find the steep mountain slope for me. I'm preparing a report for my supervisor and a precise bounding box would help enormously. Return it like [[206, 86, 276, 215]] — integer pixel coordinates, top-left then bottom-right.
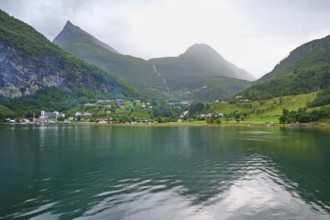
[[0, 10, 137, 111], [184, 76, 251, 101], [149, 44, 255, 82], [259, 35, 330, 82], [148, 44, 253, 101], [54, 21, 119, 54], [53, 21, 166, 94], [53, 22, 253, 101], [241, 35, 330, 100]]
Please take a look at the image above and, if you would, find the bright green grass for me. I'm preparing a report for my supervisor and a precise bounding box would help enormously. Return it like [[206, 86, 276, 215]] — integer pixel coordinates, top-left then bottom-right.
[[212, 92, 319, 124], [129, 111, 151, 118]]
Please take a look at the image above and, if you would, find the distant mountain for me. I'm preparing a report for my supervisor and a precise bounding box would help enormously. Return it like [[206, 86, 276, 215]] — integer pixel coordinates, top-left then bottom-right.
[[54, 21, 119, 54], [0, 10, 137, 113], [241, 35, 330, 100], [53, 21, 166, 97], [148, 44, 254, 100], [174, 43, 254, 81], [53, 22, 253, 101], [148, 43, 255, 89]]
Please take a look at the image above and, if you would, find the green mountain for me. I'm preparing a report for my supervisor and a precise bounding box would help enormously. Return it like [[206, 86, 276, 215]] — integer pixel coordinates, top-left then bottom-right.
[[0, 10, 137, 115], [149, 43, 255, 82], [241, 35, 330, 100], [53, 22, 253, 101], [53, 21, 167, 96], [54, 21, 119, 54], [148, 44, 254, 100]]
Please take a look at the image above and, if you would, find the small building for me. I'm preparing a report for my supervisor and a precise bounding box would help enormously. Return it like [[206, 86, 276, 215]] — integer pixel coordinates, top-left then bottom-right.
[[35, 111, 59, 123], [169, 100, 181, 106], [116, 99, 125, 108], [40, 111, 58, 120], [96, 118, 108, 124], [9, 119, 16, 123], [54, 111, 65, 118], [19, 119, 30, 124], [83, 112, 93, 117], [180, 111, 189, 119]]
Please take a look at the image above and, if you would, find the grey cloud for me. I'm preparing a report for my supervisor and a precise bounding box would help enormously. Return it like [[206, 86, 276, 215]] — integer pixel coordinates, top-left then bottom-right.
[[1, 0, 330, 78]]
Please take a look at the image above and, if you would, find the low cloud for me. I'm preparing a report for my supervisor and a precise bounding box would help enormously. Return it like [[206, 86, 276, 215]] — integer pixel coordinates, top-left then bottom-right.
[[1, 0, 330, 78]]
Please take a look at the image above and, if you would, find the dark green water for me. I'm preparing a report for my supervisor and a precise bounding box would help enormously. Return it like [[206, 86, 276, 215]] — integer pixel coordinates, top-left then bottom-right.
[[0, 125, 330, 219]]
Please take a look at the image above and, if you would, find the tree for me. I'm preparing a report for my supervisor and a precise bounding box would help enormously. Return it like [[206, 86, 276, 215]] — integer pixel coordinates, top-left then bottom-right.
[[282, 108, 289, 116], [279, 115, 287, 124], [189, 103, 205, 116]]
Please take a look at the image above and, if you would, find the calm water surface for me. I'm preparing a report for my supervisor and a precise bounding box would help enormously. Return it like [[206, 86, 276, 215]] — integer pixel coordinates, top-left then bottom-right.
[[0, 125, 330, 219]]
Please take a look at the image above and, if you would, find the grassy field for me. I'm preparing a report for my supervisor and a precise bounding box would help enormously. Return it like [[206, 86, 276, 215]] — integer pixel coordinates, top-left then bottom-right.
[[211, 92, 319, 124]]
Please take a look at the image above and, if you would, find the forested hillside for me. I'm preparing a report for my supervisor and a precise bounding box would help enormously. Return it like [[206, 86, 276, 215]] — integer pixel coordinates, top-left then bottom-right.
[[241, 35, 330, 100], [0, 10, 137, 116]]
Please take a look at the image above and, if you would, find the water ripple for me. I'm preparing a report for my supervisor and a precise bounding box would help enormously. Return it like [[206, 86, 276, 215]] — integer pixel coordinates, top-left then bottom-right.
[[2, 126, 330, 219]]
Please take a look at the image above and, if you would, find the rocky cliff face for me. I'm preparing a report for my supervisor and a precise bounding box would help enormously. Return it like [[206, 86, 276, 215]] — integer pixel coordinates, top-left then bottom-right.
[[0, 10, 134, 100], [1, 42, 59, 97], [0, 41, 113, 98]]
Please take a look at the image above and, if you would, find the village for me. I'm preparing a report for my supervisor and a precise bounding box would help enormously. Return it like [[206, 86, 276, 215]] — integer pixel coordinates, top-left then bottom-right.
[[4, 98, 237, 125]]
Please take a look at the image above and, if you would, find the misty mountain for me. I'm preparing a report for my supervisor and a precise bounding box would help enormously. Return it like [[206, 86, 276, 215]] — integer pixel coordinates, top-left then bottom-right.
[[53, 21, 253, 101], [148, 43, 255, 89], [53, 21, 167, 97], [54, 21, 119, 54]]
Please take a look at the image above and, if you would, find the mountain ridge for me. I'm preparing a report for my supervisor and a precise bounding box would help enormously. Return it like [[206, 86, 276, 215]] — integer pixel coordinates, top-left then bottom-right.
[[259, 34, 330, 82], [240, 34, 330, 100], [0, 10, 136, 107], [149, 43, 255, 81], [53, 20, 119, 54], [53, 21, 254, 101]]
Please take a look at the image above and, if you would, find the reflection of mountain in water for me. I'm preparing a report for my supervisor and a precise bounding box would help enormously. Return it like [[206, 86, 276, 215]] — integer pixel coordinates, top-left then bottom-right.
[[1, 126, 330, 219]]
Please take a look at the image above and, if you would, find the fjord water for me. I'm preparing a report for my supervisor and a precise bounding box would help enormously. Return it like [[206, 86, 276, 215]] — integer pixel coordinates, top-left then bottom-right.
[[0, 125, 330, 219]]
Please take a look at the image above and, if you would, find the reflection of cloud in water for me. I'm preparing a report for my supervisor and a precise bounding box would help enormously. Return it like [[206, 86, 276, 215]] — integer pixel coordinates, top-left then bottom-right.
[[194, 154, 329, 219], [76, 153, 329, 220]]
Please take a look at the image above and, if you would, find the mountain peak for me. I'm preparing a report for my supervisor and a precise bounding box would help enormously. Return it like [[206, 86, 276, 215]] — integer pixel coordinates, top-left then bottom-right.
[[178, 43, 255, 81], [61, 20, 80, 33], [184, 43, 219, 55], [186, 43, 213, 51], [183, 43, 226, 62], [63, 20, 75, 30], [65, 20, 73, 27], [53, 21, 119, 54]]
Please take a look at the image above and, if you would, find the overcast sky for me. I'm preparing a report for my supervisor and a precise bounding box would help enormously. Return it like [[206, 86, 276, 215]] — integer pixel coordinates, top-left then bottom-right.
[[1, 0, 330, 78]]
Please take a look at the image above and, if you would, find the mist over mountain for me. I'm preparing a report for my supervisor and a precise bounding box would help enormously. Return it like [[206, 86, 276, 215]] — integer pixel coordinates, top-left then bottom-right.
[[149, 43, 255, 81], [53, 21, 167, 98], [53, 21, 253, 101]]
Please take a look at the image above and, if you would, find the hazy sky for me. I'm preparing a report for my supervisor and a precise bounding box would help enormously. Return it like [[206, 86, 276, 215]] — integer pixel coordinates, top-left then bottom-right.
[[1, 0, 330, 78]]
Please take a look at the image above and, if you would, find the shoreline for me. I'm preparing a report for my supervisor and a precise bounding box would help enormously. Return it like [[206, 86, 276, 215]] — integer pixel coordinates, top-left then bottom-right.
[[2, 121, 329, 128]]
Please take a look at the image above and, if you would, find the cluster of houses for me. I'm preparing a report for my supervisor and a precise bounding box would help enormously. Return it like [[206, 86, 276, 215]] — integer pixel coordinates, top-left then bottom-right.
[[93, 118, 157, 124], [84, 99, 126, 109], [4, 97, 244, 124], [178, 111, 224, 122], [169, 100, 193, 107], [34, 111, 66, 123]]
